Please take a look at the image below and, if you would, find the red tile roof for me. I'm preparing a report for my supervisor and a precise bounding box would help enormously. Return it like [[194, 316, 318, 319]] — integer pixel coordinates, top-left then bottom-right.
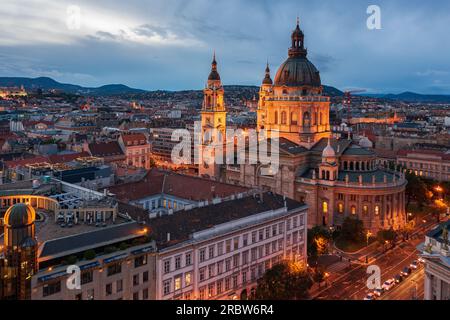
[[48, 152, 90, 164], [88, 141, 124, 157], [121, 133, 148, 146], [397, 149, 450, 160], [4, 152, 90, 168], [108, 169, 248, 202], [4, 156, 49, 168]]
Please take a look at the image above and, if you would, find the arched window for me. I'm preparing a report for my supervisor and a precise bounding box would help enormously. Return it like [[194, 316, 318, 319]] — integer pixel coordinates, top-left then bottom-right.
[[322, 202, 328, 214], [303, 112, 311, 127], [363, 205, 369, 215], [362, 162, 366, 171], [344, 161, 348, 170], [338, 203, 344, 214], [351, 206, 357, 215], [356, 162, 360, 171], [374, 206, 380, 215], [281, 111, 287, 125], [274, 111, 278, 124], [326, 171, 330, 181], [291, 112, 298, 125]]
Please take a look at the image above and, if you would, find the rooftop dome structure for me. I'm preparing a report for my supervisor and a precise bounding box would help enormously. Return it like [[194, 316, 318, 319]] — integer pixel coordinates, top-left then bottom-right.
[[262, 62, 273, 85], [208, 52, 221, 81], [274, 19, 321, 88], [4, 203, 35, 228], [322, 139, 336, 159]]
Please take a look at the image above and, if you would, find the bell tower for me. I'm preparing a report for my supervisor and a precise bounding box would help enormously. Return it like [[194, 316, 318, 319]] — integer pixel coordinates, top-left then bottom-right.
[[199, 53, 227, 179]]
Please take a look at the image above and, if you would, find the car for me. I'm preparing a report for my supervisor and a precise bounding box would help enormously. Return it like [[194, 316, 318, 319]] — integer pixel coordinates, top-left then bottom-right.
[[373, 288, 385, 297], [395, 274, 403, 283], [410, 261, 418, 269], [401, 267, 412, 277], [382, 279, 396, 291], [364, 293, 377, 301], [418, 257, 425, 264]]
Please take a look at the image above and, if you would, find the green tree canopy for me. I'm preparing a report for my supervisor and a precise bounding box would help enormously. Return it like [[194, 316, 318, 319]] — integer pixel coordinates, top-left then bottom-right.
[[405, 172, 428, 208], [340, 217, 365, 243], [376, 229, 397, 245], [254, 261, 313, 300]]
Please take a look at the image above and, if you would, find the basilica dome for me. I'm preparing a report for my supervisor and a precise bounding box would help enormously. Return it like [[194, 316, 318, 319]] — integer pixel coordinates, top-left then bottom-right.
[[274, 20, 321, 88], [274, 57, 321, 87]]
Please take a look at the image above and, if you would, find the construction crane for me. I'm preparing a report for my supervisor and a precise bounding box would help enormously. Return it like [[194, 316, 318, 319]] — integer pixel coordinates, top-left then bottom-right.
[[343, 89, 366, 123]]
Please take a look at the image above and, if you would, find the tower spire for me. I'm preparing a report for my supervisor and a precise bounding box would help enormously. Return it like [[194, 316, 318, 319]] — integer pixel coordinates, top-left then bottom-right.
[[262, 60, 273, 85], [208, 50, 220, 82]]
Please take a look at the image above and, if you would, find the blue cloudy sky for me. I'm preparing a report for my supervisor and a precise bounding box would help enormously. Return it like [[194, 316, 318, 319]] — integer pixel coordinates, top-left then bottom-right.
[[1, 0, 450, 93]]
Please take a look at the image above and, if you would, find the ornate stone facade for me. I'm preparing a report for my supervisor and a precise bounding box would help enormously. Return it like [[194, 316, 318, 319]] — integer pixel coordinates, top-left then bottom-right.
[[223, 21, 407, 232]]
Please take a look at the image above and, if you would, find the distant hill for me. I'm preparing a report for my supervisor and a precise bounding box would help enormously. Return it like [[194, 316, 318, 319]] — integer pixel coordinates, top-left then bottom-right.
[[0, 76, 343, 97], [0, 77, 146, 96], [367, 91, 450, 103]]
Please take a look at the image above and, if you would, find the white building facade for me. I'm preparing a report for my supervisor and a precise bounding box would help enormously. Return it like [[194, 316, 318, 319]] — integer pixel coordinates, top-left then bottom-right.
[[154, 203, 308, 300]]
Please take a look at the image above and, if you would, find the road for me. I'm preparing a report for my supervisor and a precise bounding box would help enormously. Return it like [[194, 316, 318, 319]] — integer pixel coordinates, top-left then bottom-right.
[[381, 267, 425, 300], [313, 216, 443, 300]]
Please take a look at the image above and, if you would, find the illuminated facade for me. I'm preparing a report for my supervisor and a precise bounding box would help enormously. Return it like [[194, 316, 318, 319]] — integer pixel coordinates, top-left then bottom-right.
[[224, 21, 407, 232], [257, 19, 330, 148], [0, 203, 38, 300], [199, 53, 228, 179]]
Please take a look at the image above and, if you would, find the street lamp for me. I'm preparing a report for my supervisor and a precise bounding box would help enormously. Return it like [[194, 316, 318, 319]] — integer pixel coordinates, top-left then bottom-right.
[[366, 231, 372, 263]]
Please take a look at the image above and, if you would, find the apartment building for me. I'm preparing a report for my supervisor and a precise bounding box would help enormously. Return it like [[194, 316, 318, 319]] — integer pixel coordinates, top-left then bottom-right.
[[118, 133, 151, 170], [397, 148, 450, 182], [31, 222, 157, 300], [148, 192, 308, 300], [420, 221, 450, 301]]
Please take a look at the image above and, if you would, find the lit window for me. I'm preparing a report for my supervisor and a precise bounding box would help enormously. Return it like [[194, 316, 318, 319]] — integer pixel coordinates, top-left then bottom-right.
[[185, 273, 192, 287], [374, 206, 380, 215], [338, 203, 344, 214], [322, 202, 328, 214], [351, 206, 357, 215], [174, 276, 182, 291], [363, 206, 369, 215]]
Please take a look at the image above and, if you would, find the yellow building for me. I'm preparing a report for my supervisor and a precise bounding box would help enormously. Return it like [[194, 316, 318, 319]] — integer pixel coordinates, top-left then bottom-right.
[[223, 21, 407, 232], [257, 19, 330, 148]]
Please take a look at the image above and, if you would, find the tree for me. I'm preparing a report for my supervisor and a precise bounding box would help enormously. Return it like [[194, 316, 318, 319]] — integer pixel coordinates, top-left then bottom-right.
[[254, 261, 313, 300], [376, 229, 397, 245], [312, 266, 325, 285], [307, 226, 332, 265], [83, 249, 96, 260], [399, 220, 415, 240], [405, 172, 428, 208], [340, 217, 365, 243]]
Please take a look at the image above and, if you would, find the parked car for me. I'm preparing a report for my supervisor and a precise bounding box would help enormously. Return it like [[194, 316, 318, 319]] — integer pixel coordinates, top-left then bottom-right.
[[418, 257, 425, 264], [410, 261, 418, 269], [401, 267, 412, 277], [364, 293, 377, 301], [395, 274, 403, 283], [382, 279, 396, 291], [373, 288, 384, 297]]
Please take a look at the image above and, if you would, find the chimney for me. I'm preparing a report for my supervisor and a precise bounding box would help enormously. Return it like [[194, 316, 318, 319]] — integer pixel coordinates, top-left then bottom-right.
[[167, 232, 171, 242]]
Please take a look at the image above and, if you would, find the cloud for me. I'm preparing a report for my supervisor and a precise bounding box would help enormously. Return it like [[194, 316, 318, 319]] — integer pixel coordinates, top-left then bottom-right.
[[415, 69, 450, 77], [0, 0, 450, 93]]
